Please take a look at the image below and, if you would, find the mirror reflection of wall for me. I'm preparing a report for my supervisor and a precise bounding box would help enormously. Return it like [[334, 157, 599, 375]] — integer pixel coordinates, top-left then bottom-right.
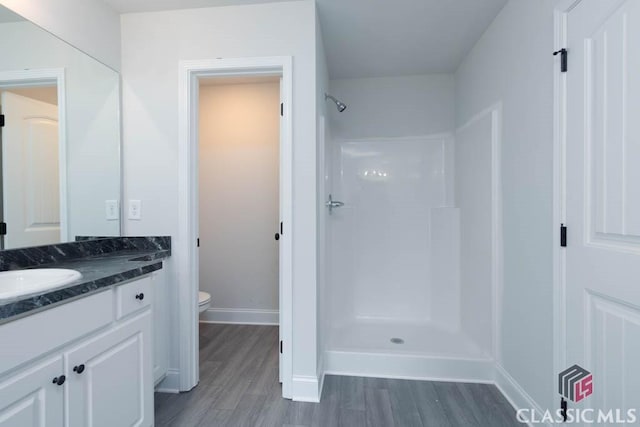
[[0, 5, 121, 250]]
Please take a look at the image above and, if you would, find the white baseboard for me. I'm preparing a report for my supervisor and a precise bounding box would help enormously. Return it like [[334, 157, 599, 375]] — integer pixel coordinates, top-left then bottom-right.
[[317, 356, 326, 401], [199, 308, 279, 325], [155, 369, 181, 394], [318, 372, 326, 401], [495, 364, 548, 427], [324, 350, 494, 383], [292, 375, 321, 402]]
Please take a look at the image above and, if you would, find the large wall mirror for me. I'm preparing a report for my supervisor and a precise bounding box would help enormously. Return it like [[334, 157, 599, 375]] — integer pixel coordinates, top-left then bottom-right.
[[0, 5, 121, 249]]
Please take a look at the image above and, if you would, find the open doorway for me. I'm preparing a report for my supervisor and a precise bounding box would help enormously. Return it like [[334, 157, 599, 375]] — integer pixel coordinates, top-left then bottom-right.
[[0, 70, 65, 250], [177, 57, 293, 398], [197, 75, 280, 327], [197, 74, 282, 387]]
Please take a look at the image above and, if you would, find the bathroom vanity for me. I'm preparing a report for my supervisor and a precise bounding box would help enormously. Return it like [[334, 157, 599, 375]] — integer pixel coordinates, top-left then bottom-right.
[[0, 238, 170, 427], [0, 4, 170, 426]]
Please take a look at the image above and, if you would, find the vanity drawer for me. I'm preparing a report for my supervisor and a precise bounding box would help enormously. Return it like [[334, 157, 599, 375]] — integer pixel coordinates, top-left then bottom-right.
[[0, 290, 113, 375], [115, 276, 151, 319]]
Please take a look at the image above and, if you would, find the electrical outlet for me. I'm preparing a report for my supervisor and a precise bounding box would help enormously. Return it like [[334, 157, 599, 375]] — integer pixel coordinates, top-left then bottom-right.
[[128, 200, 142, 220], [105, 200, 119, 220]]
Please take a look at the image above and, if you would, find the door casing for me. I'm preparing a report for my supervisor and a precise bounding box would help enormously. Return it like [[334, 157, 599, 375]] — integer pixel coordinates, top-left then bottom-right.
[[177, 57, 293, 397]]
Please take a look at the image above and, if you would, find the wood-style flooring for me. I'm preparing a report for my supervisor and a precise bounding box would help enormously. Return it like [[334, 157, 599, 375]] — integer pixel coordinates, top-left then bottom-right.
[[154, 324, 520, 426]]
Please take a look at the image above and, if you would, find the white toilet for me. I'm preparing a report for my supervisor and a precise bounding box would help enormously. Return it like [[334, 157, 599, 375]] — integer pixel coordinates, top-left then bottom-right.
[[198, 291, 211, 313]]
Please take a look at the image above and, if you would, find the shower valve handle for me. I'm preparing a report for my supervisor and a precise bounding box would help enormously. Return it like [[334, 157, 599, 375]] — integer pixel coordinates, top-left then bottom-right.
[[325, 194, 344, 214]]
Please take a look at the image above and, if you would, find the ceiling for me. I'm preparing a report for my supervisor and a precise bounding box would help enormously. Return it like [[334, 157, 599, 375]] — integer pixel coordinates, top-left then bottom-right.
[[0, 5, 25, 23], [318, 0, 507, 79], [103, 0, 507, 79]]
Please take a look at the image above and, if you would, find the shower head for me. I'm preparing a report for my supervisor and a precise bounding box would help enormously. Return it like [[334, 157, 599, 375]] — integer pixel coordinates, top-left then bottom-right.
[[325, 93, 347, 112]]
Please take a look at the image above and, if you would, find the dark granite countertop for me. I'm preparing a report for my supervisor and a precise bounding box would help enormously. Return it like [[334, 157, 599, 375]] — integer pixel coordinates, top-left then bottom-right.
[[0, 238, 170, 324]]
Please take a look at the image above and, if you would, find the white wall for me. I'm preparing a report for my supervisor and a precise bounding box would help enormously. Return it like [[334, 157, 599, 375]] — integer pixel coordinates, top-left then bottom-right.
[[315, 7, 330, 383], [198, 82, 280, 321], [0, 0, 121, 71], [455, 111, 494, 355], [455, 0, 559, 412], [0, 21, 121, 240], [328, 74, 455, 139], [120, 0, 320, 398]]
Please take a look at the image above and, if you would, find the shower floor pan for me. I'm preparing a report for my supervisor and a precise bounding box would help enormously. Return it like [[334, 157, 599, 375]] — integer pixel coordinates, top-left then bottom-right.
[[324, 320, 493, 383]]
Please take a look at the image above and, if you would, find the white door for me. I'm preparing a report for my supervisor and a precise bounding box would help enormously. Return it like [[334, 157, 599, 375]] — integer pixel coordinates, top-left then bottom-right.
[[565, 0, 640, 416], [1, 91, 60, 249], [0, 356, 64, 427], [66, 312, 152, 427]]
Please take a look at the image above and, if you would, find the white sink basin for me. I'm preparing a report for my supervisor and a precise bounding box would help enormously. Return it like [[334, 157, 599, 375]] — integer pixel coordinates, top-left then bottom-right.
[[0, 269, 82, 301]]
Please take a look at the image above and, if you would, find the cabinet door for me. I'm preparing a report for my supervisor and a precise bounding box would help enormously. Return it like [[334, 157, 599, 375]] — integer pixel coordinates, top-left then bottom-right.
[[151, 269, 169, 385], [0, 356, 64, 427], [66, 311, 152, 427]]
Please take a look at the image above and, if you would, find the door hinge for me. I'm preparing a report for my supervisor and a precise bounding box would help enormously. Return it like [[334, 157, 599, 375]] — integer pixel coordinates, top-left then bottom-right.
[[280, 103, 283, 116], [553, 48, 568, 72], [0, 114, 4, 127], [560, 224, 567, 247], [197, 238, 200, 248], [560, 397, 568, 422], [0, 222, 6, 236], [280, 340, 283, 354], [280, 221, 283, 235]]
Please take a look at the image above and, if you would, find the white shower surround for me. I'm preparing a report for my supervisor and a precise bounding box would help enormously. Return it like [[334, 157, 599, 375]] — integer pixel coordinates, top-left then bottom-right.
[[324, 108, 501, 383]]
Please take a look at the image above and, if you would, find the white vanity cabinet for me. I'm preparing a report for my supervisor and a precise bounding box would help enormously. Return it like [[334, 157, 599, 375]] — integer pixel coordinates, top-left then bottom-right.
[[66, 311, 152, 427], [0, 356, 64, 427], [151, 269, 169, 385], [0, 273, 157, 427]]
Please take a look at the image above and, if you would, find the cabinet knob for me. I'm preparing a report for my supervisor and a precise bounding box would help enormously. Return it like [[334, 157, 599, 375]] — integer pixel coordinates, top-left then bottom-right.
[[73, 364, 85, 374], [52, 375, 66, 386], [135, 293, 145, 300]]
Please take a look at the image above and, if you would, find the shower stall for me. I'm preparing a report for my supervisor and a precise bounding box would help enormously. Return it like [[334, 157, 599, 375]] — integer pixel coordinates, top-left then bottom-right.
[[322, 102, 499, 382]]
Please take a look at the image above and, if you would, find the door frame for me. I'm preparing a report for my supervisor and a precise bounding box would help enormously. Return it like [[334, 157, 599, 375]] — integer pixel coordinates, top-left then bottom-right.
[[0, 68, 67, 244], [552, 0, 582, 402], [177, 57, 293, 397]]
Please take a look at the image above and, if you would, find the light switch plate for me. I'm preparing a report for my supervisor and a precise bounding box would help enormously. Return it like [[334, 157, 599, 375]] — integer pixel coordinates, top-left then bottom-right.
[[105, 200, 119, 220], [128, 200, 142, 220]]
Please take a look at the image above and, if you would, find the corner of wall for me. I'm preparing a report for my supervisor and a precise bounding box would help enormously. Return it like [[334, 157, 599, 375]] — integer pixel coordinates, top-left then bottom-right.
[[495, 364, 550, 426], [292, 374, 322, 403], [155, 368, 181, 394], [453, 0, 557, 419], [314, 0, 330, 399]]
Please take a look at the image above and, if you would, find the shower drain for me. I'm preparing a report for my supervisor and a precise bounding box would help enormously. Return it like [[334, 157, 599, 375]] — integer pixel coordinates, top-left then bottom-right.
[[390, 337, 404, 344]]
